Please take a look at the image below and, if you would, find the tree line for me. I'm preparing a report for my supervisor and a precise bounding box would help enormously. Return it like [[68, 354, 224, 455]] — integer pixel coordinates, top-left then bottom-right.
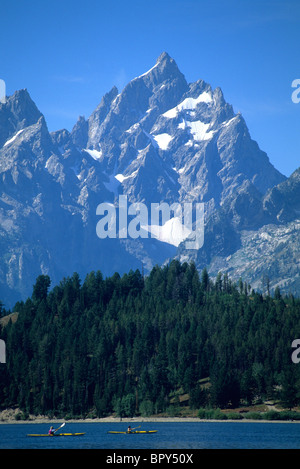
[[1, 260, 300, 418]]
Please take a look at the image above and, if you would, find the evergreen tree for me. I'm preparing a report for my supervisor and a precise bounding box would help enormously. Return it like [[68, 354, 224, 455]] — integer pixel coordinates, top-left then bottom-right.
[[1, 261, 300, 418]]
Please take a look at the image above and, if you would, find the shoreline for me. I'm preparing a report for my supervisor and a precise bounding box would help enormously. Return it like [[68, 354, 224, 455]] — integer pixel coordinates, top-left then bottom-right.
[[1, 407, 299, 424], [1, 416, 299, 425]]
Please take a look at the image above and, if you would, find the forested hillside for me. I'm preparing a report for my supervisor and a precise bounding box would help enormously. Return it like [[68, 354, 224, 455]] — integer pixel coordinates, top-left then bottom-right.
[[1, 261, 300, 418]]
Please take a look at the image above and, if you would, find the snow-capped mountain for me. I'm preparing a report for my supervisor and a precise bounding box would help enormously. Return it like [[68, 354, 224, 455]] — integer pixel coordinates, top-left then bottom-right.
[[0, 52, 296, 307], [69, 52, 283, 209]]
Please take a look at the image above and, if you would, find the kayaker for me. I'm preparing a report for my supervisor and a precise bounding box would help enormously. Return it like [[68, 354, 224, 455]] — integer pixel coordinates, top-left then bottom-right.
[[48, 426, 55, 436], [127, 425, 132, 433]]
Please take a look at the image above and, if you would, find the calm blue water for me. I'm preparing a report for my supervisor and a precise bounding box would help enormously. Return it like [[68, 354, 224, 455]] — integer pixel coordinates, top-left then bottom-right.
[[1, 421, 300, 449]]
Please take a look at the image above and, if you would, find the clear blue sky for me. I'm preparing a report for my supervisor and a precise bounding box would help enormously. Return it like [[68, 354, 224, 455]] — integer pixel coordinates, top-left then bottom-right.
[[1, 0, 299, 177]]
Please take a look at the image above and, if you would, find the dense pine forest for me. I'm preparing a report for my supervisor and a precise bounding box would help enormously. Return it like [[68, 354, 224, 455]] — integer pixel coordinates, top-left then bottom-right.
[[1, 260, 300, 419]]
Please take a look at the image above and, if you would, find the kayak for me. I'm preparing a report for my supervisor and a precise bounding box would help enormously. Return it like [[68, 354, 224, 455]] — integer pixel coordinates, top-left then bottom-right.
[[27, 433, 85, 437], [107, 430, 157, 434]]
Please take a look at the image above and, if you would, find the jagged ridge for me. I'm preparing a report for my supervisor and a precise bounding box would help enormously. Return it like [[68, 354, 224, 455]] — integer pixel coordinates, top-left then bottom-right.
[[0, 52, 296, 307]]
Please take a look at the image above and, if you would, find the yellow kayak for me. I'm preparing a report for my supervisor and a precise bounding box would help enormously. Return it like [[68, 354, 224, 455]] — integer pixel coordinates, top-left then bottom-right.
[[107, 430, 157, 434], [27, 433, 85, 437]]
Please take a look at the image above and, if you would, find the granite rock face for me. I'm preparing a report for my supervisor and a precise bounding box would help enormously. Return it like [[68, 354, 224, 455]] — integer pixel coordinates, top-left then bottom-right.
[[0, 53, 295, 307]]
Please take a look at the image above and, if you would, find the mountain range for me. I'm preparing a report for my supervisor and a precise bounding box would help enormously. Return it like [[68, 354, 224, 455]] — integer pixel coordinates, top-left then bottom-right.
[[0, 52, 299, 308]]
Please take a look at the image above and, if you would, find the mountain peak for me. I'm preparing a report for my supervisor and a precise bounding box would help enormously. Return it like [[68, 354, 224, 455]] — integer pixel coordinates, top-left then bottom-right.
[[157, 51, 172, 63], [12, 88, 30, 98], [0, 53, 296, 308], [8, 89, 41, 114], [133, 52, 185, 87], [154, 51, 183, 78], [0, 88, 43, 148]]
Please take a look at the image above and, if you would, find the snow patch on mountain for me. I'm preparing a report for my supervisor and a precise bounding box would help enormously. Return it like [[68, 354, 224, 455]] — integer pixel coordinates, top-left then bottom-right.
[[143, 216, 192, 247], [186, 121, 215, 141], [115, 170, 139, 183], [153, 133, 173, 150], [163, 92, 212, 119], [136, 61, 159, 79], [84, 149, 102, 160], [3, 129, 25, 147]]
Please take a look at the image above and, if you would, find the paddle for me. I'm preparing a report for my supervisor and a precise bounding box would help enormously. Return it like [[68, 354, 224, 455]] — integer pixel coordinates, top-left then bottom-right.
[[54, 422, 65, 434], [128, 425, 141, 432]]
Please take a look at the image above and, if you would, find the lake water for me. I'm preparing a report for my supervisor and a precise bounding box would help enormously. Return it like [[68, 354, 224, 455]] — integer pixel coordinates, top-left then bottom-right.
[[1, 421, 300, 450]]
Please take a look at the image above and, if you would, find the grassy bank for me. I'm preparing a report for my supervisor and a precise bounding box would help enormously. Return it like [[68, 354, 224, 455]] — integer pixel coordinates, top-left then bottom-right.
[[196, 408, 300, 421]]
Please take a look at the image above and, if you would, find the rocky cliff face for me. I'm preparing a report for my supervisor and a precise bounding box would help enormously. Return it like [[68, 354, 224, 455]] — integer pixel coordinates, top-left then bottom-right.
[[0, 52, 295, 307]]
